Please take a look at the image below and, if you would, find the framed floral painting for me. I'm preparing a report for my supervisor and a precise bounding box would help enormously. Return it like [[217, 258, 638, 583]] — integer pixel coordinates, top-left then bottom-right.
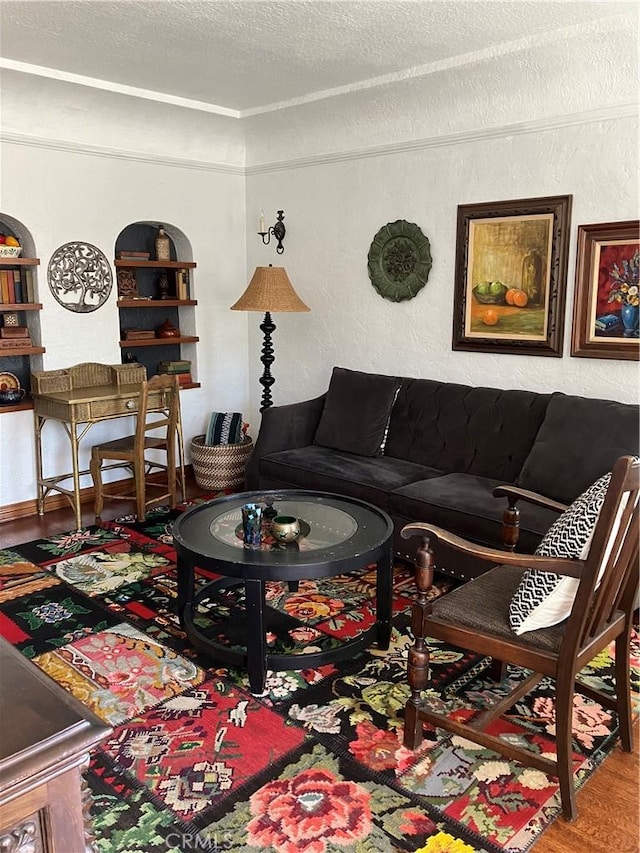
[[452, 195, 572, 357], [571, 220, 639, 361]]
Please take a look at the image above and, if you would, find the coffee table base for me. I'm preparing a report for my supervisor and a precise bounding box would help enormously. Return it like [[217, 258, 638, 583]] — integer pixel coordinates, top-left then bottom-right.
[[178, 561, 392, 695]]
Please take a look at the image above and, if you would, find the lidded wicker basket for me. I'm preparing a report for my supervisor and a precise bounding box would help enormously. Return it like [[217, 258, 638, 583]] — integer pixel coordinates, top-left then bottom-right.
[[190, 434, 253, 491]]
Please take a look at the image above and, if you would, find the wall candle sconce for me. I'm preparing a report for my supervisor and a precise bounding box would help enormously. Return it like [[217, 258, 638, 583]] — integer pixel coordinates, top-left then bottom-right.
[[258, 210, 286, 254]]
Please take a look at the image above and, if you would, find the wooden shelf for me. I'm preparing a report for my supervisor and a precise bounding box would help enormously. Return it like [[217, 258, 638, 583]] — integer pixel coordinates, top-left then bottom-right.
[[0, 257, 40, 266], [0, 399, 33, 413], [119, 336, 199, 348], [0, 345, 46, 357], [117, 299, 197, 308], [114, 260, 196, 269], [0, 303, 43, 311]]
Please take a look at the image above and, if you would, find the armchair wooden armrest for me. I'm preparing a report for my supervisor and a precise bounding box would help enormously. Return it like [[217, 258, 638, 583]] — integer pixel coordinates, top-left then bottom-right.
[[401, 522, 583, 588], [491, 484, 569, 553]]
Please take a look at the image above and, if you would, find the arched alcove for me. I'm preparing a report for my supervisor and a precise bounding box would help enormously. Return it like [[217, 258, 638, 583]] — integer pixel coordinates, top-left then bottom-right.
[[0, 213, 44, 408], [113, 222, 198, 387]]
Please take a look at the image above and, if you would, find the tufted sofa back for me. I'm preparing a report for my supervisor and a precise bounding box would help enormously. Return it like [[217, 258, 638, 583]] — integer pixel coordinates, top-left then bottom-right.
[[384, 378, 551, 482]]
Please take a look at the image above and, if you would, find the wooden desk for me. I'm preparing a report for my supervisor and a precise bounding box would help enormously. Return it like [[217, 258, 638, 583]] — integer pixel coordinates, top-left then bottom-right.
[[32, 362, 185, 530], [0, 638, 111, 852]]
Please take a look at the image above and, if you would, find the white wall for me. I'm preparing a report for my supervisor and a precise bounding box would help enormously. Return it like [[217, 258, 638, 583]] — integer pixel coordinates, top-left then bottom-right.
[[0, 14, 638, 511], [0, 77, 249, 507], [243, 17, 639, 409]]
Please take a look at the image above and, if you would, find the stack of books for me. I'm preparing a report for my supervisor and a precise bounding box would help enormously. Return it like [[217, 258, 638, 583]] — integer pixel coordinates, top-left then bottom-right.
[[157, 359, 192, 385], [0, 269, 36, 303], [0, 326, 31, 349]]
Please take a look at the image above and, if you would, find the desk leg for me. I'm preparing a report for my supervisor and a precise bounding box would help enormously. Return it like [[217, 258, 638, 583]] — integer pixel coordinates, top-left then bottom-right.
[[34, 413, 45, 516], [376, 545, 393, 650], [176, 555, 194, 629], [66, 422, 83, 531], [245, 579, 267, 695]]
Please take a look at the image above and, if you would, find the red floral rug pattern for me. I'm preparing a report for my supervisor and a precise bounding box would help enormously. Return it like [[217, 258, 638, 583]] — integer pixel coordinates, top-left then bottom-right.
[[1, 499, 637, 853]]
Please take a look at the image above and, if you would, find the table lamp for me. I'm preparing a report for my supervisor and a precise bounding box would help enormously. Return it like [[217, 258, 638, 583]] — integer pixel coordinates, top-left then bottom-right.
[[231, 265, 310, 411]]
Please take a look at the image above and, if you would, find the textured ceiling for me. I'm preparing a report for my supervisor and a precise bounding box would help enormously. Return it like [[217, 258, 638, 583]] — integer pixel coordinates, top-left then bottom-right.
[[0, 1, 634, 115]]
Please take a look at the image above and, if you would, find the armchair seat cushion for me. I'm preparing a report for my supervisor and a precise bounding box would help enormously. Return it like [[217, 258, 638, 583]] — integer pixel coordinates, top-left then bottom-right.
[[432, 565, 566, 653], [258, 446, 441, 510], [390, 473, 561, 550]]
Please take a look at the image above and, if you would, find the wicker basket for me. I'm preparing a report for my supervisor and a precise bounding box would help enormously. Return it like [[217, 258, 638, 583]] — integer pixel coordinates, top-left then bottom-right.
[[190, 434, 253, 491]]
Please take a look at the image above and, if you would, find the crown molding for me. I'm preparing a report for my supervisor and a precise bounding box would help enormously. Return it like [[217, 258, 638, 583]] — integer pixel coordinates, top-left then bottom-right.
[[0, 58, 241, 118], [2, 102, 635, 177], [0, 131, 244, 175], [245, 103, 639, 175]]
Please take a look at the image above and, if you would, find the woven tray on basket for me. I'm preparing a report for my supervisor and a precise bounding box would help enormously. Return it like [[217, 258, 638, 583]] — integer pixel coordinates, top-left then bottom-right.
[[190, 434, 253, 491]]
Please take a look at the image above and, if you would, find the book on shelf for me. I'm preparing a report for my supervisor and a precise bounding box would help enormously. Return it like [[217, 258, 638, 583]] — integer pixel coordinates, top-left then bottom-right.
[[124, 329, 156, 340], [117, 251, 151, 260], [0, 336, 32, 349], [13, 270, 23, 303], [24, 268, 35, 303], [177, 372, 193, 385], [157, 359, 191, 373], [0, 326, 30, 338], [175, 269, 190, 300], [0, 269, 14, 303]]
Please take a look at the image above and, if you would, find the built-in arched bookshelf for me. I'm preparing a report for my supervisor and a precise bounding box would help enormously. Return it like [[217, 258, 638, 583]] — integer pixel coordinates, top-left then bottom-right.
[[0, 213, 44, 412], [114, 222, 199, 388]]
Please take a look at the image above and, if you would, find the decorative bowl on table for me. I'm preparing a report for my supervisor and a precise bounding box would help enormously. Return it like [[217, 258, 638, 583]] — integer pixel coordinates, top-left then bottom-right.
[[0, 246, 22, 258], [270, 515, 301, 543]]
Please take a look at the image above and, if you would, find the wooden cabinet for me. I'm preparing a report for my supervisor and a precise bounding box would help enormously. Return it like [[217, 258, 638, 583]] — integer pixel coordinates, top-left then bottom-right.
[[0, 639, 110, 852], [0, 256, 44, 412]]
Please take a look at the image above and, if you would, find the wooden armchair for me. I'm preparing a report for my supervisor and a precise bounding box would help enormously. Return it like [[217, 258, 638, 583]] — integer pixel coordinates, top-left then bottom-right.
[[494, 482, 568, 552], [90, 374, 181, 522], [401, 455, 639, 821]]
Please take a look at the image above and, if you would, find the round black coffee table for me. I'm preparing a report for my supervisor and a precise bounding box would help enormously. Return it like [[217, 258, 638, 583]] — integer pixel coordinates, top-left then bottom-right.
[[173, 490, 393, 694]]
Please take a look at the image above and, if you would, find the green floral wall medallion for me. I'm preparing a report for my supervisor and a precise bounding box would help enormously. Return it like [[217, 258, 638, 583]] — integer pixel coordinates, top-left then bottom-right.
[[367, 220, 432, 302]]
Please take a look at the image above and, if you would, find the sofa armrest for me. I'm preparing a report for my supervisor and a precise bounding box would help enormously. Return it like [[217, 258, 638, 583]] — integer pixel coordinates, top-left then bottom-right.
[[245, 393, 327, 489], [492, 484, 568, 552]]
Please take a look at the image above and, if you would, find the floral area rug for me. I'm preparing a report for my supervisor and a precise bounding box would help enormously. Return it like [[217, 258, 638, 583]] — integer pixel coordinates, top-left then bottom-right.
[[1, 497, 638, 853]]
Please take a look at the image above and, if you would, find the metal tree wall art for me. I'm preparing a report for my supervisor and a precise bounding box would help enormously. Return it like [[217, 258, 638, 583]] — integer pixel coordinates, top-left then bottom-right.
[[48, 242, 113, 312]]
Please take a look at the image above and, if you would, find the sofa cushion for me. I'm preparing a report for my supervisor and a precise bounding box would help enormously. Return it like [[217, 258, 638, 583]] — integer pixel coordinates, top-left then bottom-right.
[[314, 367, 401, 457], [385, 378, 551, 481], [517, 393, 640, 504], [259, 446, 441, 510], [390, 473, 561, 551], [509, 471, 611, 635]]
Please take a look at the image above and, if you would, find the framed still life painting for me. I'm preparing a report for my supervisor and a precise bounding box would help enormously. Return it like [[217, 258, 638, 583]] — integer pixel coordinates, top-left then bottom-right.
[[570, 220, 639, 361], [452, 195, 572, 356]]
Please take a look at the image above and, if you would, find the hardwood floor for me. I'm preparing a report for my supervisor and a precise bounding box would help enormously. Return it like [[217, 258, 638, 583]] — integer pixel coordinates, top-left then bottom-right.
[[1, 480, 638, 852]]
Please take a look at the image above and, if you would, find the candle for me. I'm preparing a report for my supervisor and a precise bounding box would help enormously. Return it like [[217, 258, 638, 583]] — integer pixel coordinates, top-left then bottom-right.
[[259, 211, 266, 233]]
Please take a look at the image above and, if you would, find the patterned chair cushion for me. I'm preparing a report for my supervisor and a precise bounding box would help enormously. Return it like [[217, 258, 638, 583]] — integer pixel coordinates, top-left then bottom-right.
[[509, 471, 611, 634]]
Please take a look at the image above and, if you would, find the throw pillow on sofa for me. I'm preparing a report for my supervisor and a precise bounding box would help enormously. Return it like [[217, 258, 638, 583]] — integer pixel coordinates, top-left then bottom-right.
[[509, 470, 612, 635], [314, 367, 401, 457]]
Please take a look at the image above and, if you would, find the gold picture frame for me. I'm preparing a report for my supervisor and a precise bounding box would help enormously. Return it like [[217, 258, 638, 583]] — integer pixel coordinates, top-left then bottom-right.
[[452, 195, 572, 356], [570, 220, 639, 361]]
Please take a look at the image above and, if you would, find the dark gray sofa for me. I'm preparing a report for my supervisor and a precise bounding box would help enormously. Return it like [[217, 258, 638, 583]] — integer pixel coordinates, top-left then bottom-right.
[[246, 367, 639, 581]]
